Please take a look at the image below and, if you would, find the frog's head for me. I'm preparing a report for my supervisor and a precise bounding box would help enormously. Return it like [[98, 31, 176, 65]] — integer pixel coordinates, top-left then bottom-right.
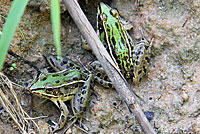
[[97, 2, 119, 24]]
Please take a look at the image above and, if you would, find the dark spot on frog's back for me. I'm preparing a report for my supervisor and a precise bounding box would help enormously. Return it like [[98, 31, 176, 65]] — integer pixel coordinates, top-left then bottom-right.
[[112, 36, 116, 45], [124, 56, 128, 60], [63, 72, 69, 76], [69, 62, 74, 67], [52, 74, 60, 77], [107, 27, 110, 32], [138, 70, 142, 75], [121, 37, 125, 45], [79, 106, 84, 112], [139, 77, 142, 82], [92, 65, 96, 70], [139, 51, 143, 55], [60, 62, 64, 66], [62, 58, 68, 64], [104, 75, 108, 81], [55, 80, 60, 83], [116, 59, 121, 64], [143, 66, 147, 73], [80, 97, 85, 104], [73, 77, 79, 80], [75, 84, 79, 88], [100, 80, 103, 84], [78, 92, 81, 97], [108, 83, 112, 88], [106, 24, 110, 29], [145, 56, 150, 63], [133, 51, 137, 55], [115, 22, 119, 29], [76, 66, 80, 70], [97, 73, 102, 77], [126, 62, 130, 68], [83, 86, 87, 89], [135, 61, 140, 66], [82, 90, 86, 95]]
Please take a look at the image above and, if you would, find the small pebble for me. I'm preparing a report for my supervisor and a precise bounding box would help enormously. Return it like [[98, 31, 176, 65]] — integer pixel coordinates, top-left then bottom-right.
[[144, 111, 154, 121]]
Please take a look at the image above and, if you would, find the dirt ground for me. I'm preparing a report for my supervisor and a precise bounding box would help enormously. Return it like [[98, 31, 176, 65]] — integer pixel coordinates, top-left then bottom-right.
[[0, 0, 200, 133]]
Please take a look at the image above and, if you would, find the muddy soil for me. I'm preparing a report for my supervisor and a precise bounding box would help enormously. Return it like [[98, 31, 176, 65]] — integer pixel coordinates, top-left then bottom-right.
[[0, 0, 200, 133]]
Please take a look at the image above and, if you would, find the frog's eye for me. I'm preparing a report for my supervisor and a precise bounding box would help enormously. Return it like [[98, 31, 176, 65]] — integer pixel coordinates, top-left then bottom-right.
[[53, 89, 60, 95], [40, 74, 47, 81], [100, 13, 107, 22], [110, 9, 119, 19]]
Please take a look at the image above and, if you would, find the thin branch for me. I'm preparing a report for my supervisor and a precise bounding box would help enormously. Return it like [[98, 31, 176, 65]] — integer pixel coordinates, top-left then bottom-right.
[[8, 50, 41, 73]]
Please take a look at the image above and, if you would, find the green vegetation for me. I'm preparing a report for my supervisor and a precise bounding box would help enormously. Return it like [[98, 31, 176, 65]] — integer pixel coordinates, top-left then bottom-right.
[[51, 0, 61, 57], [0, 0, 28, 70], [0, 0, 62, 70], [10, 63, 17, 71]]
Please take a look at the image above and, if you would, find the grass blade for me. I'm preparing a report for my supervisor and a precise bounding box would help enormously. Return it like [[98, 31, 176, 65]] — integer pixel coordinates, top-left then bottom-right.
[[0, 0, 29, 70], [51, 0, 62, 57]]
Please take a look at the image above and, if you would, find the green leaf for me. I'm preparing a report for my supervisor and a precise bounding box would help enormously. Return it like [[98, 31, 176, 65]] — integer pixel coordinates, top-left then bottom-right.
[[51, 0, 62, 57], [0, 0, 29, 70]]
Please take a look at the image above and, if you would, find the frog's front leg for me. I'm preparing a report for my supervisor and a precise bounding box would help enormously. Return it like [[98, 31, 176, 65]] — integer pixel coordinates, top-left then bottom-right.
[[71, 74, 93, 119], [53, 100, 69, 132], [131, 38, 153, 84]]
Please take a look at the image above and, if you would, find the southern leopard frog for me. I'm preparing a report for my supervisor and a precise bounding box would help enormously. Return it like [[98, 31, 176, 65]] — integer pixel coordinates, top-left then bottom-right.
[[30, 68, 89, 131], [97, 2, 152, 84], [30, 55, 111, 131]]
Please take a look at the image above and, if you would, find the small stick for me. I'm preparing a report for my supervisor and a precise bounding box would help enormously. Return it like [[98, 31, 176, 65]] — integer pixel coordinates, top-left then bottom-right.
[[8, 50, 41, 73], [62, 0, 155, 133]]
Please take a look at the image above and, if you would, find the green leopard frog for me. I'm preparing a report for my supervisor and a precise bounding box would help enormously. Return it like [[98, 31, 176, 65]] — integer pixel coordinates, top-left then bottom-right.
[[30, 55, 111, 131], [30, 68, 88, 131], [97, 2, 152, 84]]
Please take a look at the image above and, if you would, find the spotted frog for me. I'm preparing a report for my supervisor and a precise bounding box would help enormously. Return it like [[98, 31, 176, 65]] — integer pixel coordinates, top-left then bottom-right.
[[97, 2, 153, 84], [29, 55, 112, 131]]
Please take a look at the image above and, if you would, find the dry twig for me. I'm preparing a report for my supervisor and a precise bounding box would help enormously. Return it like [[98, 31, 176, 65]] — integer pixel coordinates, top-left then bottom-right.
[[0, 72, 39, 133]]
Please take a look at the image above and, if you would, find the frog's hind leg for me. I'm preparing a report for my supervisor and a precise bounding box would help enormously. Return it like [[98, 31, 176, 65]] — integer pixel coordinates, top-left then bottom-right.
[[69, 74, 93, 132], [94, 76, 114, 89], [89, 61, 114, 88], [131, 27, 153, 85], [52, 100, 69, 132]]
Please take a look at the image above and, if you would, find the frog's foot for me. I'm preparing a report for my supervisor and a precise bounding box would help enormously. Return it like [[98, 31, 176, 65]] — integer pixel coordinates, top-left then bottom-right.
[[59, 117, 89, 133], [53, 100, 69, 132], [77, 118, 89, 132]]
